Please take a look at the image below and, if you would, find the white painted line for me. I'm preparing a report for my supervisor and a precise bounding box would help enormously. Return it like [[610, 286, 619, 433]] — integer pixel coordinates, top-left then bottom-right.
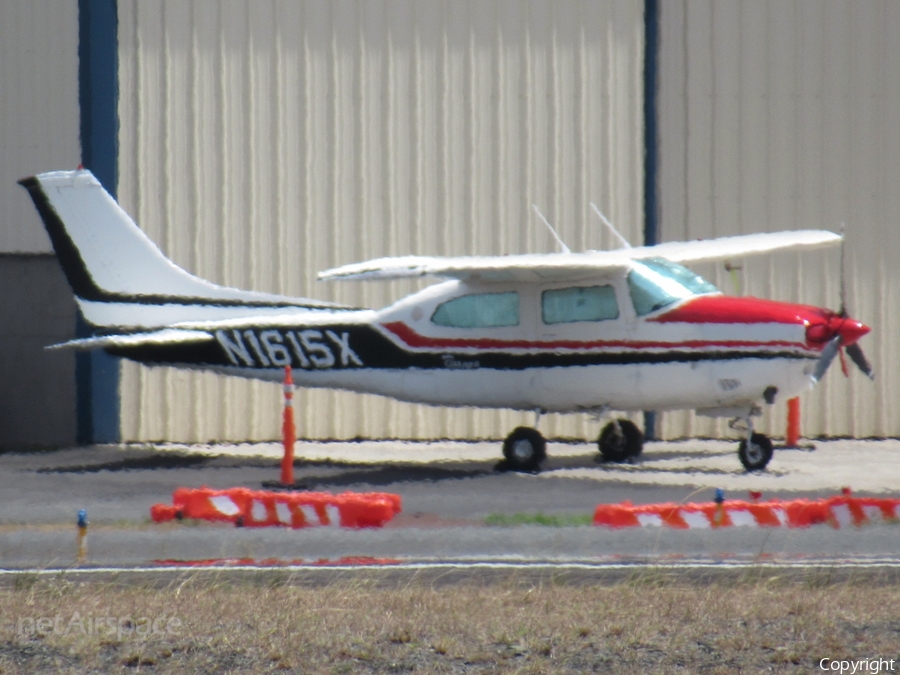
[[6, 559, 900, 576]]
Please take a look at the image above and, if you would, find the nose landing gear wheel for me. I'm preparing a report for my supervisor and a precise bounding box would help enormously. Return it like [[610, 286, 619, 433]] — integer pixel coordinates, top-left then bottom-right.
[[598, 419, 644, 463], [738, 432, 773, 471], [502, 426, 546, 472]]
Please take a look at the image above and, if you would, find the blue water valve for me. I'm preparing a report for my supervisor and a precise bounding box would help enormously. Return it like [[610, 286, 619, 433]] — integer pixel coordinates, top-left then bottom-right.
[[77, 509, 88, 528], [714, 488, 725, 504]]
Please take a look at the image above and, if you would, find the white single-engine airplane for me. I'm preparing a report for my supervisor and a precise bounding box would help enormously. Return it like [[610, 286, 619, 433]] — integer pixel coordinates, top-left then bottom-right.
[[20, 169, 874, 472]]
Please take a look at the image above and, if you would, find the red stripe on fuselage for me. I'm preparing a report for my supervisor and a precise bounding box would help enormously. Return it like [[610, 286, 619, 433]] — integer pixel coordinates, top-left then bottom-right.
[[651, 295, 831, 325], [380, 321, 807, 352]]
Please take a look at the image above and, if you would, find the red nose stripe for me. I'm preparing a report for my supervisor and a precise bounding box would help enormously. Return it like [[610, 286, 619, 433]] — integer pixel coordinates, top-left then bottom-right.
[[652, 296, 831, 325]]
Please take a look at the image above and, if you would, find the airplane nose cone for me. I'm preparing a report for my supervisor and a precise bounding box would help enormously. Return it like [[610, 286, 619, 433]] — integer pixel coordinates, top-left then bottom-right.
[[837, 319, 870, 346], [805, 314, 870, 346]]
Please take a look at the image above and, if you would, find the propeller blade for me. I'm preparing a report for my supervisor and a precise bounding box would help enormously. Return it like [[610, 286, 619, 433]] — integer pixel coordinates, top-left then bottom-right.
[[812, 335, 843, 383], [845, 342, 876, 380], [824, 226, 875, 383], [839, 346, 850, 378]]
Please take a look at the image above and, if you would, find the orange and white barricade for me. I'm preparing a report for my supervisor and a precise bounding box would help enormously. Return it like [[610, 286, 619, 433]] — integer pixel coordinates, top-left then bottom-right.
[[593, 495, 900, 530], [151, 487, 401, 528]]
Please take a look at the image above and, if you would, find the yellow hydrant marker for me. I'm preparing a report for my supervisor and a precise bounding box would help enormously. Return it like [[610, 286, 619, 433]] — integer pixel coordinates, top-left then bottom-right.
[[76, 509, 88, 564]]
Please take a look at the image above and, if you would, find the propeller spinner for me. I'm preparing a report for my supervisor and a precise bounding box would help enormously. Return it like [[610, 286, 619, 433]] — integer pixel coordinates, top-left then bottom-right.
[[810, 319, 873, 383], [810, 230, 875, 383]]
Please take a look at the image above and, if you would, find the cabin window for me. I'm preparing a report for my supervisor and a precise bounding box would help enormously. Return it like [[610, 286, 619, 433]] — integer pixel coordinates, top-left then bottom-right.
[[542, 286, 619, 324], [628, 268, 683, 316], [628, 258, 719, 316], [431, 292, 519, 328]]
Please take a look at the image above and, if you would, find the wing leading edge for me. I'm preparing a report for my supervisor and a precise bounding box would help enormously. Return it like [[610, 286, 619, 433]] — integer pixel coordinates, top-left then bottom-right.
[[318, 230, 842, 282]]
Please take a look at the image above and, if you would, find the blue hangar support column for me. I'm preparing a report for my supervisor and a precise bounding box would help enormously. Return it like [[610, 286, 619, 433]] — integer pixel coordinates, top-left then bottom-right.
[[77, 0, 120, 444], [642, 0, 660, 441]]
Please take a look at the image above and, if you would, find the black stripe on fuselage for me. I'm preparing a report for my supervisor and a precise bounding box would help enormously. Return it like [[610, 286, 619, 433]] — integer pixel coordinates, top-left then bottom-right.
[[103, 323, 817, 372]]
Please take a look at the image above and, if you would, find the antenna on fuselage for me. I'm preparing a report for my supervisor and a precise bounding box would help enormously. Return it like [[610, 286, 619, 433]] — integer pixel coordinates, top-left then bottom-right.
[[589, 202, 632, 249], [531, 204, 571, 254]]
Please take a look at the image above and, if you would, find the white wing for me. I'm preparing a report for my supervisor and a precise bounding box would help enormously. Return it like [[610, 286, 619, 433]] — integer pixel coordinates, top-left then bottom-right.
[[639, 230, 842, 264], [318, 230, 841, 282], [319, 252, 629, 283]]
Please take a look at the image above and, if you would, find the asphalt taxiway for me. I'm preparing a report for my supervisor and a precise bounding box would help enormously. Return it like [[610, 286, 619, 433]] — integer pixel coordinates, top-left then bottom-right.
[[1, 438, 898, 570]]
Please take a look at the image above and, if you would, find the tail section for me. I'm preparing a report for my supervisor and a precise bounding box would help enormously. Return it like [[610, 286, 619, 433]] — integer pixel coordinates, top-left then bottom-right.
[[19, 169, 344, 329]]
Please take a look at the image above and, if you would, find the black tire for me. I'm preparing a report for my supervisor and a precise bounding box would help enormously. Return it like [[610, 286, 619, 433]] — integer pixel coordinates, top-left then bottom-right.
[[598, 419, 644, 463], [738, 432, 773, 471], [502, 427, 547, 472]]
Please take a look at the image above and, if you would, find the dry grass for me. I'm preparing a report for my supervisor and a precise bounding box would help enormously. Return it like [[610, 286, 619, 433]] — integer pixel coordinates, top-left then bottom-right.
[[2, 571, 900, 673]]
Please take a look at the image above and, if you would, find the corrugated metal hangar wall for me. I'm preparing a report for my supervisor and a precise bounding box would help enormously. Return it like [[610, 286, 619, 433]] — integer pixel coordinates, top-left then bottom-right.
[[657, 0, 899, 440], [3, 1, 898, 445], [115, 0, 646, 442], [0, 1, 80, 447]]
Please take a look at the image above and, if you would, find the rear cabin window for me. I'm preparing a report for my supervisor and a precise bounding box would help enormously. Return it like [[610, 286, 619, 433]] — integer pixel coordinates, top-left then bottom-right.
[[541, 286, 619, 324], [431, 292, 519, 328]]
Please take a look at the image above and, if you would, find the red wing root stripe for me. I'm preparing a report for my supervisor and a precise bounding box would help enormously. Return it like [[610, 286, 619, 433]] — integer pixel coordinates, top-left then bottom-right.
[[380, 322, 811, 355]]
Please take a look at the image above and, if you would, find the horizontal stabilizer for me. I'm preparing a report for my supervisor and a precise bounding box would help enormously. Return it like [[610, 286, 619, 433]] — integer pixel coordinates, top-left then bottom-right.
[[49, 329, 214, 351]]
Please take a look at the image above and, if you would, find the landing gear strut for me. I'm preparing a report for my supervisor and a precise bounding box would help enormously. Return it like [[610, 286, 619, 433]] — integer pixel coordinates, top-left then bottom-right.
[[598, 418, 644, 463], [502, 427, 546, 472]]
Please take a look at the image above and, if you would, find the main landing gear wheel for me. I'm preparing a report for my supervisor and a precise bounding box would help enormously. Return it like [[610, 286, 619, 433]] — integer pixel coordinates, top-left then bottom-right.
[[738, 432, 773, 471], [598, 419, 644, 463], [502, 426, 547, 472]]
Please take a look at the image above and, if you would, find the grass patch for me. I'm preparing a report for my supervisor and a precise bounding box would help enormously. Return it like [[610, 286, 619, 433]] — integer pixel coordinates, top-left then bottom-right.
[[2, 573, 900, 673], [484, 512, 594, 527]]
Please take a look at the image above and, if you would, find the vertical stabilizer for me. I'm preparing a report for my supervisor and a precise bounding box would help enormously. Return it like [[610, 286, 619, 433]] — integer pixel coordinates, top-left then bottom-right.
[[19, 169, 343, 328]]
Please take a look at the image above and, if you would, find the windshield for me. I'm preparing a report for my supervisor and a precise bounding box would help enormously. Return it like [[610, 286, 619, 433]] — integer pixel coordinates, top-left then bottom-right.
[[628, 258, 719, 316]]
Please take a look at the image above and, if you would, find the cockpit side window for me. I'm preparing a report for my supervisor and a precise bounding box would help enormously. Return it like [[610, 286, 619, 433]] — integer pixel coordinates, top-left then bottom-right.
[[628, 258, 719, 316], [638, 258, 720, 295], [542, 286, 619, 324], [431, 291, 519, 328]]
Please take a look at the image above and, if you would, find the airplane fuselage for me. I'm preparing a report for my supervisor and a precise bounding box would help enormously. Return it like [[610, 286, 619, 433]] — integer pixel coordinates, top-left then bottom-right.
[[107, 277, 827, 415]]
